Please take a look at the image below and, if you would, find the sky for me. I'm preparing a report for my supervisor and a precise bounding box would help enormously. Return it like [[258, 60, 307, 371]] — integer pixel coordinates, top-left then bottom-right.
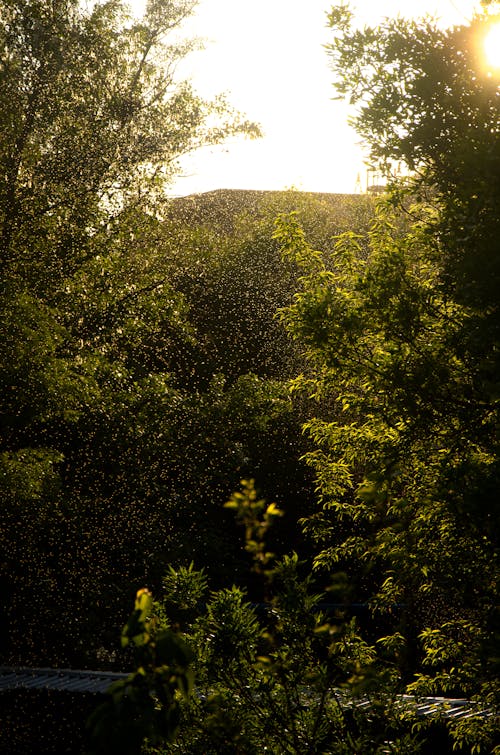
[[138, 0, 478, 196]]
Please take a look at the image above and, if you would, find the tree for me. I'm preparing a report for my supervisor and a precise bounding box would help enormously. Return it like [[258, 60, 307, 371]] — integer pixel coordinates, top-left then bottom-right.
[[326, 4, 500, 313], [0, 0, 259, 666], [268, 5, 499, 748]]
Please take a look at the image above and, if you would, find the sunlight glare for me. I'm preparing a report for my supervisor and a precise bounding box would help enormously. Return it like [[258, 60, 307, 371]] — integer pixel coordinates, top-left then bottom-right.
[[484, 21, 500, 69]]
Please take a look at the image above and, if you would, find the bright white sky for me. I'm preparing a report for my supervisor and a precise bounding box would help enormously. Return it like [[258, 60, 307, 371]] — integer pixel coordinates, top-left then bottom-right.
[[136, 0, 478, 196]]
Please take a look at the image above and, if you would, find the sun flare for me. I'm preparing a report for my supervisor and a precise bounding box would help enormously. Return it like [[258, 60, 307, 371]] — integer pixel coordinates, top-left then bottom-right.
[[484, 21, 500, 69]]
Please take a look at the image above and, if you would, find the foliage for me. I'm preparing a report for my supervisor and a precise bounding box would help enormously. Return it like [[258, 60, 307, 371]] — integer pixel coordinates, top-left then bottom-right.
[[3, 7, 359, 675], [0, 0, 256, 477], [88, 588, 194, 754], [1, 16, 374, 665], [188, 490, 417, 754], [4, 0, 498, 750], [160, 189, 375, 386], [4, 365, 310, 666], [0, 0, 264, 668], [325, 3, 500, 312], [255, 5, 500, 749], [96, 482, 430, 754], [224, 478, 284, 569], [273, 198, 498, 749]]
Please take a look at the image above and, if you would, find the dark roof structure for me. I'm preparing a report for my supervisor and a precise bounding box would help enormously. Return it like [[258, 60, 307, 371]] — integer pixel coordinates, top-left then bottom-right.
[[0, 666, 126, 695], [0, 667, 495, 722]]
